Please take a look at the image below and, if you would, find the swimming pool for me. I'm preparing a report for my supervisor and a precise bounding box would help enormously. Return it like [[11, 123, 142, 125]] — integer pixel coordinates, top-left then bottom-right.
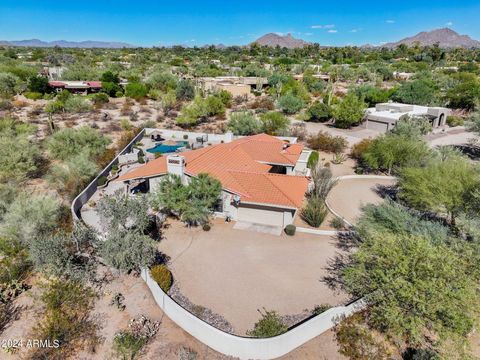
[[146, 141, 188, 154]]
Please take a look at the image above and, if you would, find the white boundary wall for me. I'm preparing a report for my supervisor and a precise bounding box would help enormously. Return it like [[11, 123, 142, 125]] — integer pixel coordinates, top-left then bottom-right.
[[141, 269, 365, 360]]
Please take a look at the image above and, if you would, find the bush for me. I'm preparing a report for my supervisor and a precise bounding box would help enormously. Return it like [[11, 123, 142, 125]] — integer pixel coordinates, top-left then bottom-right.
[[312, 304, 332, 315], [350, 138, 372, 160], [330, 216, 345, 230], [92, 92, 109, 105], [113, 331, 146, 360], [125, 82, 148, 100], [251, 97, 275, 111], [228, 111, 261, 135], [64, 96, 92, 113], [332, 93, 367, 128], [301, 197, 328, 228], [306, 102, 331, 122], [97, 175, 108, 186], [446, 115, 464, 127], [247, 309, 288, 338], [277, 94, 305, 114], [202, 223, 211, 231], [307, 131, 347, 154], [150, 264, 173, 292], [24, 91, 43, 100], [307, 151, 319, 168], [284, 224, 296, 236], [259, 111, 289, 135]]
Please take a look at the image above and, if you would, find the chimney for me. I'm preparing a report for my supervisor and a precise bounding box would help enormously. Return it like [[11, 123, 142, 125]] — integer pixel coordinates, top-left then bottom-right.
[[167, 155, 186, 184]]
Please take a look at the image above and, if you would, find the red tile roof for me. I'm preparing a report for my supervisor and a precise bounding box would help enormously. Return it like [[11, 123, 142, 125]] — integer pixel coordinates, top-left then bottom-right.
[[117, 134, 308, 208]]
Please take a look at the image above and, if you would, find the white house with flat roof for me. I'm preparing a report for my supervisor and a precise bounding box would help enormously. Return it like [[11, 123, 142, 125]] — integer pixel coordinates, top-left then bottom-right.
[[365, 102, 451, 133]]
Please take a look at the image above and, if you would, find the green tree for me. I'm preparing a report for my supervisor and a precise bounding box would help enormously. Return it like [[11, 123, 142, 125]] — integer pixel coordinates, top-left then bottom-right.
[[392, 78, 438, 106], [125, 82, 148, 99], [398, 157, 479, 223], [362, 134, 431, 175], [332, 93, 367, 128], [0, 72, 19, 98], [342, 232, 477, 347], [27, 75, 49, 94], [306, 102, 331, 122], [228, 111, 261, 135], [100, 230, 156, 273], [259, 111, 289, 135]]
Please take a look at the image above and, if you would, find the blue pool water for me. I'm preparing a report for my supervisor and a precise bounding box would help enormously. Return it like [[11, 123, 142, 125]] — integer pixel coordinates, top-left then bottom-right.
[[146, 141, 187, 154]]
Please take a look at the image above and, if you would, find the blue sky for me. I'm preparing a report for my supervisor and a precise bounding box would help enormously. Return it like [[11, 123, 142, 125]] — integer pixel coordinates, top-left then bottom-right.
[[1, 0, 479, 46]]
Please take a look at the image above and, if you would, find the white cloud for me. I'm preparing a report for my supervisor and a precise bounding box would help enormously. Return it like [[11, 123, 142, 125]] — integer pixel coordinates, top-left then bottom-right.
[[311, 24, 335, 29], [327, 29, 338, 33], [446, 21, 453, 26], [385, 20, 396, 24]]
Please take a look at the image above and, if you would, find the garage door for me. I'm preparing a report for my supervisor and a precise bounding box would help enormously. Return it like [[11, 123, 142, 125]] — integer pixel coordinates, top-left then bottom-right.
[[367, 120, 389, 132], [237, 207, 284, 227]]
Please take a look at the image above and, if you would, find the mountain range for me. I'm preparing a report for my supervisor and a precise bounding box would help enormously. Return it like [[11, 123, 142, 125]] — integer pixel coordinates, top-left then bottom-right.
[[382, 28, 480, 48], [1, 28, 479, 49], [0, 39, 135, 48], [252, 33, 310, 49]]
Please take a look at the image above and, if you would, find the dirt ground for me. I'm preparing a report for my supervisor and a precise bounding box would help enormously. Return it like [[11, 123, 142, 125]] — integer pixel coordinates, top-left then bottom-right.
[[0, 270, 346, 360], [158, 220, 349, 335], [326, 177, 396, 224]]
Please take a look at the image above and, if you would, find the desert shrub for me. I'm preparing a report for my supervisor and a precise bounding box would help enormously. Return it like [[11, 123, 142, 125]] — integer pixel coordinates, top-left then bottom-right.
[[0, 132, 40, 183], [277, 93, 305, 114], [310, 165, 337, 200], [46, 126, 110, 161], [113, 331, 146, 360], [228, 111, 261, 135], [301, 197, 328, 228], [446, 115, 464, 127], [120, 118, 133, 130], [100, 230, 156, 273], [45, 99, 65, 114], [0, 193, 60, 246], [259, 111, 289, 135], [97, 176, 107, 186], [64, 96, 92, 113], [176, 79, 195, 101], [307, 151, 319, 168], [125, 82, 148, 100], [92, 92, 109, 105], [306, 102, 331, 122], [202, 223, 211, 231], [307, 131, 347, 154], [24, 91, 43, 100], [335, 313, 392, 360], [330, 216, 345, 230], [312, 304, 331, 315], [29, 280, 99, 359], [251, 97, 275, 111], [0, 239, 31, 284], [47, 152, 99, 198], [178, 346, 198, 360], [0, 99, 12, 110], [150, 264, 173, 292], [247, 309, 288, 338], [284, 224, 296, 236], [350, 138, 372, 160]]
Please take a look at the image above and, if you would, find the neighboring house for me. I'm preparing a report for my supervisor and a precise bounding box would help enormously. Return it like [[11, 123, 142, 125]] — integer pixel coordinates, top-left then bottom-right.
[[48, 80, 102, 93], [197, 76, 268, 97], [116, 134, 310, 229], [365, 102, 450, 132]]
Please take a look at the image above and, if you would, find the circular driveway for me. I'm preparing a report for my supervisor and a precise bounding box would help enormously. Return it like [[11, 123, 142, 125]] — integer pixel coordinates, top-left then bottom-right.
[[326, 177, 396, 225]]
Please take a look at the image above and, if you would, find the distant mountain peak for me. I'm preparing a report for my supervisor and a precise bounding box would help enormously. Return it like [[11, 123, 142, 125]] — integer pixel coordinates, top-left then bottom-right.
[[382, 28, 480, 48], [0, 39, 135, 48], [253, 33, 310, 49]]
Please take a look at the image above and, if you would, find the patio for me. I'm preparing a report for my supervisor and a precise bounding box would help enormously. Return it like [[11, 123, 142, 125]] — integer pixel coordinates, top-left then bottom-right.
[[158, 219, 349, 335]]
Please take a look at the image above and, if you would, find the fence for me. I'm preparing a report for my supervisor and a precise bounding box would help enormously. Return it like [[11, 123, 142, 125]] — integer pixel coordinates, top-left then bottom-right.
[[141, 269, 364, 360], [71, 128, 146, 221]]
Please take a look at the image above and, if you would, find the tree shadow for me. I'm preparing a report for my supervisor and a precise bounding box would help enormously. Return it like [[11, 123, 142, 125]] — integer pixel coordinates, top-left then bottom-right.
[[374, 184, 398, 201], [0, 303, 23, 333]]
